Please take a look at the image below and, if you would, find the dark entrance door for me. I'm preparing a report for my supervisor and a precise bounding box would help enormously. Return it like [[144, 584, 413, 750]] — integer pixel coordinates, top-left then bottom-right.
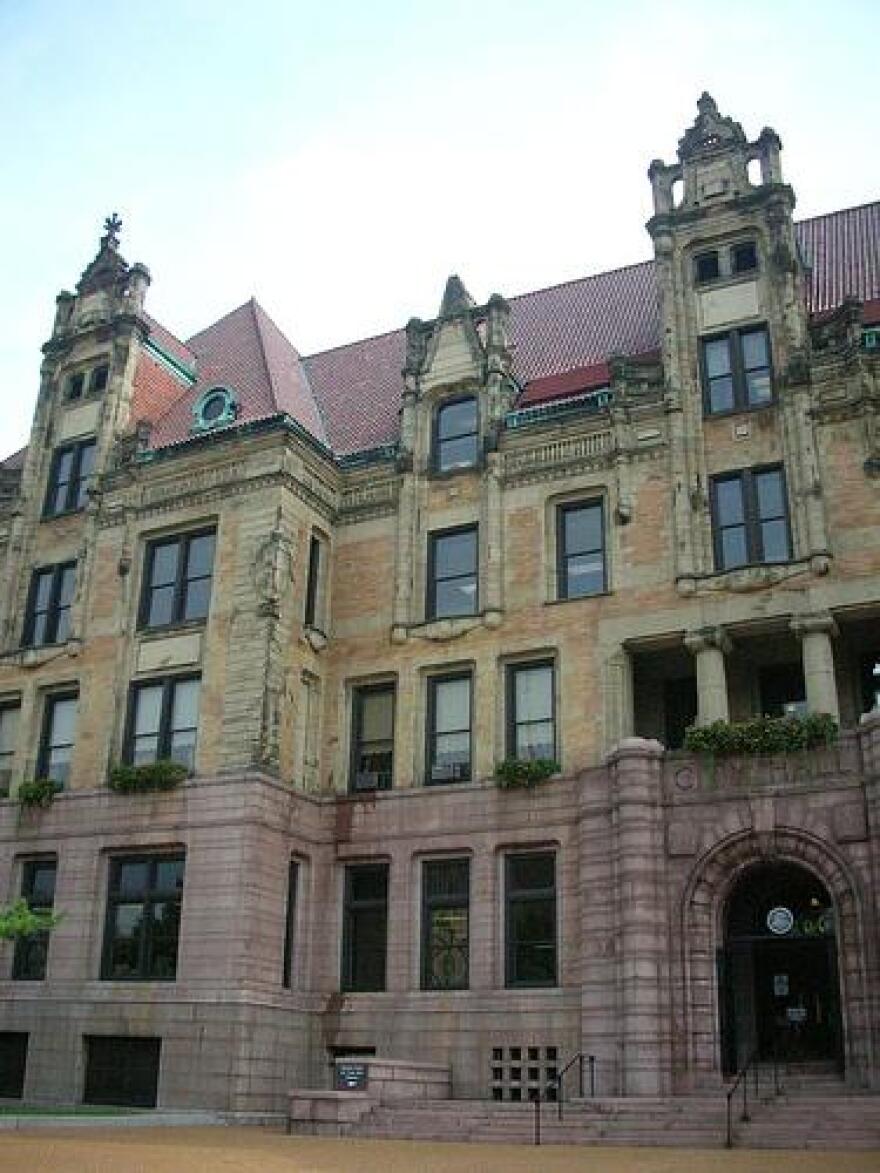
[[719, 862, 843, 1075]]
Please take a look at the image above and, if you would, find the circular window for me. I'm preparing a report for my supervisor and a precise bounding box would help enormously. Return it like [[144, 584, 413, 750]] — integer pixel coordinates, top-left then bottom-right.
[[192, 386, 238, 432]]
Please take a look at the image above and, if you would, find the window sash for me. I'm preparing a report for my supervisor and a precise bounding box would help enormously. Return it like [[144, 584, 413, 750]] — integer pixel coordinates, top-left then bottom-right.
[[37, 693, 78, 787], [557, 501, 606, 599], [505, 852, 557, 988], [427, 674, 472, 784], [23, 562, 76, 647], [125, 677, 200, 769], [507, 663, 555, 762], [711, 466, 791, 571], [282, 860, 299, 989], [140, 530, 215, 630], [421, 858, 470, 990], [341, 863, 388, 992], [435, 398, 479, 472], [12, 859, 57, 981], [702, 327, 772, 414], [428, 526, 478, 619], [44, 440, 96, 516], [101, 855, 185, 981], [350, 685, 394, 792]]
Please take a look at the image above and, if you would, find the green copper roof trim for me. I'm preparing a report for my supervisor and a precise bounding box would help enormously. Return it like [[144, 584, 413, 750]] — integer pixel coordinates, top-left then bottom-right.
[[143, 337, 197, 385]]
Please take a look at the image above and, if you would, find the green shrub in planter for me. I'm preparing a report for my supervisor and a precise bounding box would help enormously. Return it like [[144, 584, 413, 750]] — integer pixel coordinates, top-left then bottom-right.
[[108, 760, 189, 794], [17, 778, 62, 810], [683, 712, 838, 757], [495, 758, 560, 789]]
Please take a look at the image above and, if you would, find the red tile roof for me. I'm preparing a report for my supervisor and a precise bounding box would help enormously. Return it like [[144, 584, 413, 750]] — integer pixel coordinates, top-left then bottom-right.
[[4, 202, 878, 466]]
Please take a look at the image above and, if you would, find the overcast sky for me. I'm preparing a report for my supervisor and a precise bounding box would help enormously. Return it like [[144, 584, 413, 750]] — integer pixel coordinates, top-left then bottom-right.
[[1, 0, 877, 455]]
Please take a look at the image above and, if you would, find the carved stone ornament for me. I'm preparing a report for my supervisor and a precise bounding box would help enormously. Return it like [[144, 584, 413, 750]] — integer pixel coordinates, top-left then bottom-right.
[[253, 527, 295, 615], [77, 213, 130, 295], [677, 93, 747, 162]]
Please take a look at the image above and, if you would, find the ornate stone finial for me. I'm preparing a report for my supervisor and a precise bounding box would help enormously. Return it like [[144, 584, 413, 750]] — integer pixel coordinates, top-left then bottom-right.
[[439, 274, 475, 318], [103, 212, 122, 247], [697, 92, 717, 116], [678, 93, 746, 162]]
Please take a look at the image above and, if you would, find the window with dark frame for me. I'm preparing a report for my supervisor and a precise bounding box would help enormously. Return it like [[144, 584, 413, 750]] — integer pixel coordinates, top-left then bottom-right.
[[282, 859, 299, 989], [67, 372, 86, 401], [428, 526, 478, 619], [304, 534, 322, 629], [350, 683, 395, 792], [101, 855, 185, 981], [557, 501, 606, 599], [435, 397, 479, 473], [0, 702, 20, 794], [90, 364, 109, 394], [37, 691, 78, 787], [507, 662, 555, 762], [421, 858, 469, 990], [427, 674, 472, 784], [139, 529, 215, 630], [710, 465, 792, 571], [860, 653, 880, 715], [701, 326, 772, 414], [0, 1033, 28, 1099], [505, 852, 557, 988], [341, 862, 388, 992], [731, 241, 758, 275], [84, 1036, 161, 1109], [22, 562, 76, 647], [12, 859, 57, 981], [125, 676, 200, 771], [44, 438, 96, 517], [694, 251, 720, 284]]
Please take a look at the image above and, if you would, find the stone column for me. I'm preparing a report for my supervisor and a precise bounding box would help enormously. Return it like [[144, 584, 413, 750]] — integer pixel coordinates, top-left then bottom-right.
[[606, 738, 670, 1095], [791, 612, 840, 721], [684, 627, 731, 726]]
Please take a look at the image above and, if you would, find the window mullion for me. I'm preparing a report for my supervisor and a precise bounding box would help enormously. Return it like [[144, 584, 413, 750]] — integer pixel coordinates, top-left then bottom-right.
[[174, 539, 189, 623], [731, 330, 746, 410], [158, 681, 174, 759]]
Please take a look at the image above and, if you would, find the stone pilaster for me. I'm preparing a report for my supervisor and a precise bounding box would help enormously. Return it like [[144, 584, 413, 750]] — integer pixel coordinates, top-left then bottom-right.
[[606, 737, 670, 1095], [684, 627, 731, 725], [791, 611, 839, 721]]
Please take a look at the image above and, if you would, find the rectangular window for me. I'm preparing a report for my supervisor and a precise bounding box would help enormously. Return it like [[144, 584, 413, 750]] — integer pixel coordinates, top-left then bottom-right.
[[435, 397, 479, 473], [341, 862, 388, 992], [282, 859, 299, 989], [90, 364, 109, 394], [84, 1036, 161, 1108], [44, 438, 96, 516], [421, 858, 469, 990], [427, 674, 472, 784], [505, 852, 557, 988], [125, 676, 200, 771], [139, 529, 215, 630], [67, 371, 86, 401], [101, 855, 185, 980], [731, 241, 758, 274], [694, 251, 719, 284], [711, 466, 791, 571], [350, 683, 394, 792], [0, 702, 20, 795], [507, 662, 555, 762], [37, 691, 78, 787], [702, 326, 772, 414], [12, 859, 57, 981], [22, 562, 76, 647], [860, 652, 880, 715], [557, 501, 605, 599], [0, 1033, 28, 1099], [428, 525, 478, 619], [304, 534, 322, 629]]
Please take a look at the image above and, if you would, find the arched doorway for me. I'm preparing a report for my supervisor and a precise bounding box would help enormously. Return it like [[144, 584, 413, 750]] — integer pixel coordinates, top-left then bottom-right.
[[718, 861, 843, 1074]]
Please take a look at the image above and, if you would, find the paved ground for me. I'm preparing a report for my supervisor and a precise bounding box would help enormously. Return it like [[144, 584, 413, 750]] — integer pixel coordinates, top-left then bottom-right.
[[0, 1128, 878, 1173]]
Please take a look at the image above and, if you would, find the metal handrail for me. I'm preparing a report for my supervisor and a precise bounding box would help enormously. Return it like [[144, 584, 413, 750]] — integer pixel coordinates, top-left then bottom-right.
[[548, 1052, 596, 1123], [724, 1046, 782, 1149]]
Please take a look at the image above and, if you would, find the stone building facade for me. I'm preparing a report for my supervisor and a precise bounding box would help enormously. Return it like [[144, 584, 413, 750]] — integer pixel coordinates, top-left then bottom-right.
[[0, 96, 878, 1112]]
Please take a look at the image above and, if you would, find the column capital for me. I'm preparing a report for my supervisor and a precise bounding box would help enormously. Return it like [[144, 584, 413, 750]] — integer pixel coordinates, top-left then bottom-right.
[[791, 611, 838, 640], [684, 625, 731, 656]]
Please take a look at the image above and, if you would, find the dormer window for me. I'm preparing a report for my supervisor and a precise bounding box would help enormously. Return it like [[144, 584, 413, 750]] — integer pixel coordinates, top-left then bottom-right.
[[192, 386, 238, 433], [695, 251, 720, 284], [435, 397, 478, 473], [731, 241, 758, 275]]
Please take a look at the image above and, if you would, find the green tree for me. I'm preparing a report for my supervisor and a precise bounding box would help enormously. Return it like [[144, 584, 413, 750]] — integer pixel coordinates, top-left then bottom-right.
[[0, 899, 59, 941]]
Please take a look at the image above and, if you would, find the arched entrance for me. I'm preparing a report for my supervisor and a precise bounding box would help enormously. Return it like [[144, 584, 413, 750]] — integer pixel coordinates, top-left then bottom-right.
[[718, 861, 843, 1074]]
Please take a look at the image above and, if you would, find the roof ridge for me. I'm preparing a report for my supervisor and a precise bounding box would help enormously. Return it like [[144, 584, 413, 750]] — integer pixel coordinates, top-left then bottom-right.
[[185, 297, 257, 347], [250, 298, 330, 444], [248, 297, 282, 411]]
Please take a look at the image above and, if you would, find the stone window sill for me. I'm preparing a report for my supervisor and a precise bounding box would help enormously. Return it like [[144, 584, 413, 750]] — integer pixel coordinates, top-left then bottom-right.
[[393, 609, 502, 644]]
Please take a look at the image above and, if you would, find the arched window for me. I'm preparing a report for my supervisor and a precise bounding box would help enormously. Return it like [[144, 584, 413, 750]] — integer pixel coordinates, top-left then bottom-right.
[[435, 397, 478, 473]]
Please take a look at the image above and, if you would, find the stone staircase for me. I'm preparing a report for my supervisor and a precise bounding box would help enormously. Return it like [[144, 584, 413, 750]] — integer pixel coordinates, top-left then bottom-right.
[[339, 1071, 880, 1149]]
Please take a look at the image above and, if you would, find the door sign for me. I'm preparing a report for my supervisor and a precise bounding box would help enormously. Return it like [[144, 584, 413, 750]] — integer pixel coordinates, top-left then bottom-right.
[[773, 974, 789, 997]]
